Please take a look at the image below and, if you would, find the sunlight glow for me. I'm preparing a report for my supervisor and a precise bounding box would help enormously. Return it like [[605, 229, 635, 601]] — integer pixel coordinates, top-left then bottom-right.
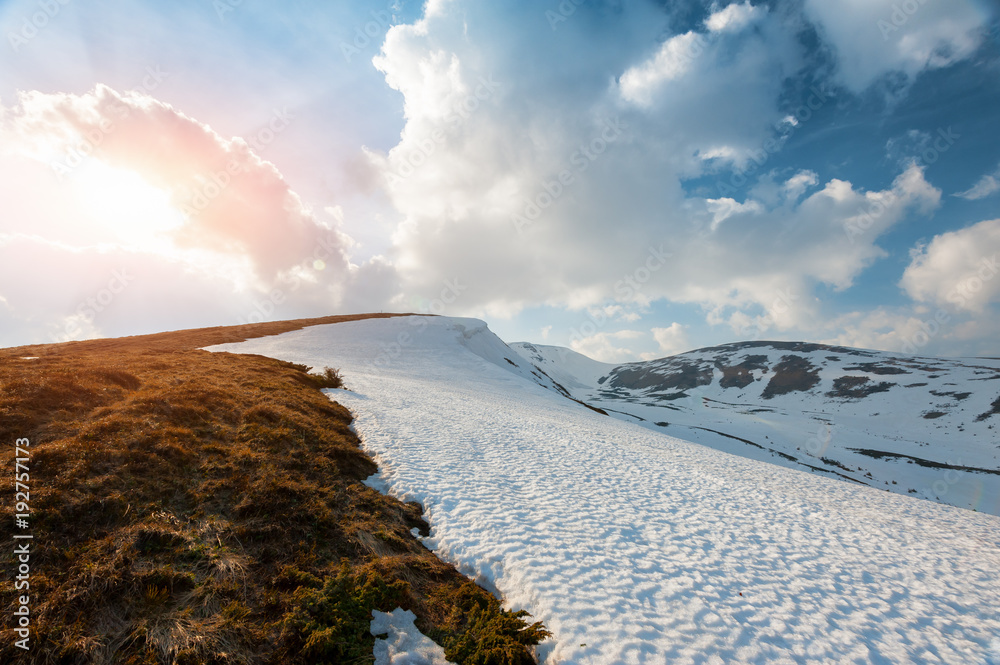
[[70, 161, 185, 252]]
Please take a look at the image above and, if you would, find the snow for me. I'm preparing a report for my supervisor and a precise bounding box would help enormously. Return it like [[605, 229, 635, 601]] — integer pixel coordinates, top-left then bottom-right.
[[512, 342, 617, 391], [371, 608, 454, 665], [513, 341, 1000, 515], [207, 316, 1000, 664]]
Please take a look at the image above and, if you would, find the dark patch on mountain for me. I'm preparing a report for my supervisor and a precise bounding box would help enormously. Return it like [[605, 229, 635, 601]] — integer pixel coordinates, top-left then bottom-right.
[[849, 449, 1000, 475], [761, 355, 820, 399], [930, 390, 971, 401], [975, 395, 1000, 422], [827, 376, 895, 399], [716, 354, 769, 389], [684, 340, 874, 357], [606, 359, 714, 392], [843, 362, 910, 375]]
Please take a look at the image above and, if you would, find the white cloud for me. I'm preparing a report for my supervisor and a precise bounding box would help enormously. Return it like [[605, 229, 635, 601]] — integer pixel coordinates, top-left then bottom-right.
[[705, 197, 764, 230], [570, 330, 645, 364], [619, 32, 710, 106], [648, 323, 691, 358], [1, 85, 355, 285], [704, 2, 764, 34], [900, 218, 1000, 313], [363, 0, 953, 351], [821, 305, 1000, 358], [955, 163, 1000, 200], [803, 0, 991, 94], [619, 3, 770, 108], [0, 85, 406, 346], [783, 170, 819, 202]]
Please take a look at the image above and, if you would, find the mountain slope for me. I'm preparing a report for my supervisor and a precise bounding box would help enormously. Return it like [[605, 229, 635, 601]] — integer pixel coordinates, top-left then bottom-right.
[[512, 340, 1000, 515], [212, 316, 1000, 665], [0, 314, 547, 665]]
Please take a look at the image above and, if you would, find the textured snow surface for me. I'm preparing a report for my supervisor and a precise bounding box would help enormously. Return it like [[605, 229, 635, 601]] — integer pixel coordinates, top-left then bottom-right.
[[512, 341, 1000, 515], [209, 317, 1000, 664], [371, 608, 453, 665]]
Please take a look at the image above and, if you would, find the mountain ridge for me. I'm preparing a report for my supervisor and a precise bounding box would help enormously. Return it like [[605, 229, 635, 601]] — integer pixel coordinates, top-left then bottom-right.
[[510, 337, 1000, 515]]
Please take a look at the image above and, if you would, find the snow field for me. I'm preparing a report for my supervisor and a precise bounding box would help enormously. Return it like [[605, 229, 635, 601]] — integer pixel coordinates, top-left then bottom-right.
[[208, 317, 1000, 664]]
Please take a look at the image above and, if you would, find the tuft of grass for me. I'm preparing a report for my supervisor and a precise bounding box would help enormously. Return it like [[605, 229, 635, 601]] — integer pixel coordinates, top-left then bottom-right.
[[433, 583, 553, 665], [0, 313, 548, 664], [310, 366, 344, 390]]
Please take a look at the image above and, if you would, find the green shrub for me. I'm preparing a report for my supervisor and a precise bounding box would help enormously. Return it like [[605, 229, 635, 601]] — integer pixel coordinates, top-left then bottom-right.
[[437, 583, 552, 665], [280, 563, 408, 663], [313, 367, 344, 389]]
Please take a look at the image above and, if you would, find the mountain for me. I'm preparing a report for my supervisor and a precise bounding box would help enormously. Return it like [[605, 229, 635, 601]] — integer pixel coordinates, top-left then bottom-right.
[[512, 340, 1000, 515], [211, 315, 1000, 665]]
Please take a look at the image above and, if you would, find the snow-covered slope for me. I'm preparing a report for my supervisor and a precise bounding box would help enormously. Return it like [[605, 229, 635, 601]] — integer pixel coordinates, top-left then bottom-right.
[[208, 316, 1000, 665], [511, 342, 617, 391], [511, 340, 1000, 516]]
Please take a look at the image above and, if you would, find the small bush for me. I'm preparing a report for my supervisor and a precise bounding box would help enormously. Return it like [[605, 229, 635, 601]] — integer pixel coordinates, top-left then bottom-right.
[[310, 366, 344, 390], [435, 583, 552, 665], [280, 563, 408, 662]]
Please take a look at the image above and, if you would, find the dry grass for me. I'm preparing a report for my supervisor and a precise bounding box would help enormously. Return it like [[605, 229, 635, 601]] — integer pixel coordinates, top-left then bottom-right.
[[0, 313, 548, 664]]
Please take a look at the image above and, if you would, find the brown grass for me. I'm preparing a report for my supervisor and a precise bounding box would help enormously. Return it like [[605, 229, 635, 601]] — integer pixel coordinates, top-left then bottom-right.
[[1, 313, 548, 664]]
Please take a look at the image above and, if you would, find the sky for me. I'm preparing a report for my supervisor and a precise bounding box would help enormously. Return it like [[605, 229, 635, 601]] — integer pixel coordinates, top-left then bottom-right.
[[0, 0, 998, 361]]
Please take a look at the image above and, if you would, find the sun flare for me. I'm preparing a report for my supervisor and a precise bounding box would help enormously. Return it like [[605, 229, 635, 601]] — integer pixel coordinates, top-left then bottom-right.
[[70, 161, 185, 252]]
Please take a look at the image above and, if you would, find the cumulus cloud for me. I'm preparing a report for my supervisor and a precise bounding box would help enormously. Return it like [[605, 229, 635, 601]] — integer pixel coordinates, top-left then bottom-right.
[[821, 305, 1000, 358], [803, 0, 991, 94], [364, 0, 952, 346], [2, 85, 354, 284], [899, 218, 1000, 313], [619, 2, 771, 108], [646, 323, 691, 359], [955, 163, 1000, 200], [704, 1, 764, 34], [0, 85, 404, 346], [570, 330, 645, 364]]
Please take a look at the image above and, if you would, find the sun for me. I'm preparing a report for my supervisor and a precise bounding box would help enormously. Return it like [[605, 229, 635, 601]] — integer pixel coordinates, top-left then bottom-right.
[[70, 160, 185, 252]]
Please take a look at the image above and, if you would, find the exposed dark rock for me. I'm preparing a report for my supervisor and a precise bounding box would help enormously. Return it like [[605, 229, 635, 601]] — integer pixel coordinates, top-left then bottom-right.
[[761, 355, 820, 399], [716, 354, 769, 389], [849, 448, 1000, 475], [606, 359, 714, 392], [843, 362, 909, 375], [827, 376, 895, 399], [929, 390, 971, 401], [975, 395, 1000, 422]]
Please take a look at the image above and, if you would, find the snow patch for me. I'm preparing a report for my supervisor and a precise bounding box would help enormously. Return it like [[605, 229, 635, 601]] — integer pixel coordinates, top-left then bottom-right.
[[371, 608, 454, 665]]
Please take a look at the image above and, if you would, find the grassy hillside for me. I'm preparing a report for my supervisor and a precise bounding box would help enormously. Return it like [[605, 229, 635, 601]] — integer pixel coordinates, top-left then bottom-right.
[[1, 314, 549, 664]]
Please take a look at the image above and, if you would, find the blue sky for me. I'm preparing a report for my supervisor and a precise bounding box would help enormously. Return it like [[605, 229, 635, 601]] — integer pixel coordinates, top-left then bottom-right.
[[0, 0, 998, 360]]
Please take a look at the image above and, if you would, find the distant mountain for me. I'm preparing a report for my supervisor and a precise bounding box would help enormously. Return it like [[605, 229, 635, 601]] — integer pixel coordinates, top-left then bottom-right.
[[512, 340, 1000, 515]]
